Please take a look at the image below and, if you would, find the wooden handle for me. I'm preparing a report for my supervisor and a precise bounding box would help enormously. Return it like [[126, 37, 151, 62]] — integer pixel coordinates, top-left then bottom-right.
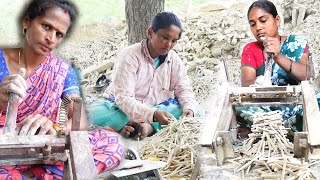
[[3, 68, 26, 135]]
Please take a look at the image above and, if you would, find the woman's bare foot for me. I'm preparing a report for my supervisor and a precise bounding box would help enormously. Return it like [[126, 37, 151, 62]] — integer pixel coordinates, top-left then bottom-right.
[[118, 125, 135, 137], [237, 126, 251, 139], [118, 120, 139, 137], [135, 122, 154, 140]]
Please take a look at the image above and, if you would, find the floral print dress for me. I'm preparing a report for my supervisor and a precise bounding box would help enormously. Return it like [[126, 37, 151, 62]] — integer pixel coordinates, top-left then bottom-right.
[[238, 35, 319, 132]]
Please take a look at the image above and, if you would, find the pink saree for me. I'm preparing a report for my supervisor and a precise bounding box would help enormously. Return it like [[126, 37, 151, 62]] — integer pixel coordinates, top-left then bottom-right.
[[0, 52, 124, 179]]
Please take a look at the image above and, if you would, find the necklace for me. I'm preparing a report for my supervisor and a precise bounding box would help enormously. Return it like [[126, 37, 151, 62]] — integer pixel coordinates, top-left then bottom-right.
[[18, 48, 21, 65]]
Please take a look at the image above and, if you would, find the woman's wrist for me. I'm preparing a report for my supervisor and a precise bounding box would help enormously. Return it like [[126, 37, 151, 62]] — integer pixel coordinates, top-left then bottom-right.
[[273, 52, 281, 61]]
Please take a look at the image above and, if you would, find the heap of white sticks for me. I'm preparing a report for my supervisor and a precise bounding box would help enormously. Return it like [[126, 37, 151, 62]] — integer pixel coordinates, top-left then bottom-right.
[[138, 117, 203, 179], [229, 111, 319, 179]]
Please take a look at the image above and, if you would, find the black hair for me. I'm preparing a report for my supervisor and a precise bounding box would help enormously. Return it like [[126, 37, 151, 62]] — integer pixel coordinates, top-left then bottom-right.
[[151, 11, 182, 38], [20, 0, 78, 36], [247, 0, 278, 19]]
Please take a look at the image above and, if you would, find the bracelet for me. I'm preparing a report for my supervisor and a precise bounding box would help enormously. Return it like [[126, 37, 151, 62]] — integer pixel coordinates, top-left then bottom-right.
[[289, 61, 294, 73], [153, 111, 157, 122], [53, 124, 61, 135]]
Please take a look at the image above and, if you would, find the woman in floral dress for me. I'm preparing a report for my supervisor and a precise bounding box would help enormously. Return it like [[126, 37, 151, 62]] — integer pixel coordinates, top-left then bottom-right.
[[238, 0, 319, 132]]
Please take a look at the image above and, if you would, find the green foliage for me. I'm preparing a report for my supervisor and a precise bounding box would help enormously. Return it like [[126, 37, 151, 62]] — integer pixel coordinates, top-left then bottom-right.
[[0, 0, 212, 36], [165, 0, 210, 11], [77, 0, 212, 24], [77, 0, 125, 24]]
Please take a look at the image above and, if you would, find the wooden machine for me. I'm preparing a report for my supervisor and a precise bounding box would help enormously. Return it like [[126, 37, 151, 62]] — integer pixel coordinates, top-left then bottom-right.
[[0, 94, 97, 179], [193, 60, 320, 179]]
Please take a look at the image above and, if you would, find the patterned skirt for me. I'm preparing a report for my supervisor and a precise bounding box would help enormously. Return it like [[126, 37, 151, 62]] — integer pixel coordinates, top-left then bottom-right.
[[88, 98, 184, 133]]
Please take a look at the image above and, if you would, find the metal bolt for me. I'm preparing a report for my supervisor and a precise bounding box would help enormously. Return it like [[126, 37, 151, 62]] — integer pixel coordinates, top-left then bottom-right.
[[216, 137, 223, 146], [27, 148, 36, 155], [43, 144, 52, 157]]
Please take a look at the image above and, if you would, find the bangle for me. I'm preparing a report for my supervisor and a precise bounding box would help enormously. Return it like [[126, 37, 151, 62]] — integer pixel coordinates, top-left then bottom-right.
[[289, 61, 293, 73], [53, 124, 61, 135], [153, 111, 157, 122], [153, 110, 160, 122]]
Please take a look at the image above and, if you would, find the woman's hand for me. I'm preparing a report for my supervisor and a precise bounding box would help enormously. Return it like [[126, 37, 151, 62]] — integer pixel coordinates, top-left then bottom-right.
[[153, 110, 175, 125], [182, 109, 194, 118], [261, 36, 281, 58], [15, 114, 56, 135], [0, 68, 27, 111]]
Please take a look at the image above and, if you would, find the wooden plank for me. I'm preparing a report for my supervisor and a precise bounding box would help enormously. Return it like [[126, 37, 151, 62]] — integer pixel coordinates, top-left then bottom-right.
[[199, 61, 231, 146], [301, 81, 320, 145], [63, 151, 73, 180], [3, 93, 20, 135], [0, 153, 67, 166], [229, 113, 237, 143], [82, 61, 114, 79], [71, 97, 82, 131], [217, 99, 233, 132], [199, 82, 229, 145], [0, 157, 44, 166], [228, 86, 295, 94], [69, 131, 98, 179], [0, 135, 66, 145]]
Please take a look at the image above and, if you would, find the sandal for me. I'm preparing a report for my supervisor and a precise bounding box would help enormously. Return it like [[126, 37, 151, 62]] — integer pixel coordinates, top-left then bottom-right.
[[93, 74, 110, 91]]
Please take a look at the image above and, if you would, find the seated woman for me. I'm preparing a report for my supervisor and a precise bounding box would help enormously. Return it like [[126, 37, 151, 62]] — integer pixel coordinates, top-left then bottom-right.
[[0, 0, 123, 179], [89, 12, 200, 140], [238, 0, 319, 132]]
